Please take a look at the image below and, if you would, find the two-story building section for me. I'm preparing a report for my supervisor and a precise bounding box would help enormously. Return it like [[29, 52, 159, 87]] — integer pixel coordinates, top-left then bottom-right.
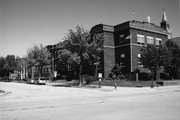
[[90, 11, 170, 79]]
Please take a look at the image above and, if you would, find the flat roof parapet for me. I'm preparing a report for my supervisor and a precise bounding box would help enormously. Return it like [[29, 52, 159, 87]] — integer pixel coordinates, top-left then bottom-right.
[[91, 20, 168, 35], [129, 20, 167, 35], [90, 24, 114, 34]]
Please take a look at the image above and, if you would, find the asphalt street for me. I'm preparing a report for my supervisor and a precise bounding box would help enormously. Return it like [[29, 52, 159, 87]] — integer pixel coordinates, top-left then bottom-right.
[[0, 82, 180, 120]]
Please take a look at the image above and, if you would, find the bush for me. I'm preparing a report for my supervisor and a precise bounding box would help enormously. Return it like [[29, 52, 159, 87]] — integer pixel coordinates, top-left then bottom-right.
[[139, 73, 152, 81], [160, 72, 171, 80], [84, 75, 97, 84]]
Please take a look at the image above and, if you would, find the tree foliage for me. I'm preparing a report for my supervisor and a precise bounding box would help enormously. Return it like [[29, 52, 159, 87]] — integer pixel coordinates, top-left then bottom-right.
[[56, 25, 104, 84], [140, 40, 180, 80], [0, 55, 21, 78], [26, 44, 50, 77], [0, 57, 6, 77], [56, 49, 72, 75], [163, 40, 180, 79], [110, 64, 122, 79], [140, 45, 166, 80]]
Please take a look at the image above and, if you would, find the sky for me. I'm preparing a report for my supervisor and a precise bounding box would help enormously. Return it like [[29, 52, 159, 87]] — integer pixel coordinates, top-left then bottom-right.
[[0, 0, 180, 57]]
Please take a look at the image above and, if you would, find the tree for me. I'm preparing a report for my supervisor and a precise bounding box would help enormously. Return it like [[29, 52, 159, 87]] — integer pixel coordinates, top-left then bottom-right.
[[88, 33, 104, 75], [163, 40, 180, 79], [60, 25, 103, 86], [110, 64, 122, 79], [0, 57, 6, 78], [140, 45, 165, 81], [62, 25, 89, 85], [16, 57, 28, 79], [0, 55, 20, 79], [56, 49, 73, 77], [26, 44, 50, 77], [4, 55, 17, 72]]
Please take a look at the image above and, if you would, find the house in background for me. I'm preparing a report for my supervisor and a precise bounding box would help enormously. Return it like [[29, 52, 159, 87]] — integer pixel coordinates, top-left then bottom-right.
[[9, 69, 20, 80], [29, 44, 63, 80]]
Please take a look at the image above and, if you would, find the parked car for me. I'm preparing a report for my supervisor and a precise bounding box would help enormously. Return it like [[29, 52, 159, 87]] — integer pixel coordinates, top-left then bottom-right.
[[29, 79, 35, 84], [35, 77, 47, 85]]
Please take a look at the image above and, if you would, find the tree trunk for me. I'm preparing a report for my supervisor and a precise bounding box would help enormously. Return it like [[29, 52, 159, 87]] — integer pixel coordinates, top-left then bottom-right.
[[151, 70, 154, 88], [79, 63, 82, 87]]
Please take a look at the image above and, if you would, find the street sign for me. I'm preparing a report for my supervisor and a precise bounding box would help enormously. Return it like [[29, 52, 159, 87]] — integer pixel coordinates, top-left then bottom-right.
[[98, 73, 102, 78], [54, 71, 57, 77], [94, 62, 100, 65]]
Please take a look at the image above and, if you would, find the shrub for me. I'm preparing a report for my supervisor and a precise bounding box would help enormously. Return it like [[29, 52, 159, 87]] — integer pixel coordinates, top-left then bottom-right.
[[85, 75, 97, 84], [160, 72, 171, 80], [139, 73, 152, 81]]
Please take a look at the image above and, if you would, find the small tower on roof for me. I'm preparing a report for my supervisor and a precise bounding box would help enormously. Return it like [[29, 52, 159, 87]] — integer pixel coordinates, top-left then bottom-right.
[[160, 9, 172, 38]]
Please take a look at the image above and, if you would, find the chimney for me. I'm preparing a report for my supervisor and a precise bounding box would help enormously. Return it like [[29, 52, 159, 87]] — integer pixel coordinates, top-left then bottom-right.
[[147, 16, 151, 23]]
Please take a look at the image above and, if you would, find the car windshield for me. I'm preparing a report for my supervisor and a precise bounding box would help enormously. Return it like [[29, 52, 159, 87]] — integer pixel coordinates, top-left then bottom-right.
[[39, 78, 46, 80]]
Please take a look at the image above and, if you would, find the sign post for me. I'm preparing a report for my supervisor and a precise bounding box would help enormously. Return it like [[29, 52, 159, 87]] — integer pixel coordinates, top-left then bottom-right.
[[98, 73, 102, 88], [54, 71, 57, 80]]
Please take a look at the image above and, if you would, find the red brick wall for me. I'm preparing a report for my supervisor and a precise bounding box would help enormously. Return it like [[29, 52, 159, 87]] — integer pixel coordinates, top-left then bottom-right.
[[103, 32, 115, 78], [130, 28, 168, 72]]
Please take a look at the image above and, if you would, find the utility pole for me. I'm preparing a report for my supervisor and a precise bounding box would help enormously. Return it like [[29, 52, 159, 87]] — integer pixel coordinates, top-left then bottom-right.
[[51, 45, 56, 81]]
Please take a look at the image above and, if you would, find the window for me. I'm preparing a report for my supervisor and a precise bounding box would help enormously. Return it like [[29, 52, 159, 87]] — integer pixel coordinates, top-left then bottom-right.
[[147, 36, 154, 44], [137, 54, 141, 58], [137, 34, 145, 44], [121, 54, 125, 58], [68, 64, 72, 71], [120, 54, 126, 67], [45, 67, 48, 73], [42, 68, 45, 73], [155, 38, 162, 45], [119, 34, 125, 44], [137, 54, 143, 67], [120, 34, 124, 38], [35, 68, 38, 74]]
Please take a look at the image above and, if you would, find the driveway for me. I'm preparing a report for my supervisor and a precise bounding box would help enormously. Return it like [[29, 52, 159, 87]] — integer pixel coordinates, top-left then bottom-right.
[[0, 82, 180, 120]]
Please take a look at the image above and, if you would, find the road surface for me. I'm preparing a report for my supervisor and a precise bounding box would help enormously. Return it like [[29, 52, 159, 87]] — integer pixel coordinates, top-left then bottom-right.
[[0, 82, 180, 120]]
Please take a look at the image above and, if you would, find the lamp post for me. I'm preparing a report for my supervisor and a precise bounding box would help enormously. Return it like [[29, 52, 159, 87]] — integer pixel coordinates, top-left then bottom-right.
[[94, 62, 99, 80], [50, 45, 56, 81]]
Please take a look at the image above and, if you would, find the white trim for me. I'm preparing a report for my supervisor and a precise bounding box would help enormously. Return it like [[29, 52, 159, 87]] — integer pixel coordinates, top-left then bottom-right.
[[130, 25, 167, 35], [155, 38, 162, 41], [130, 36, 132, 72], [116, 43, 146, 48], [116, 43, 130, 48], [147, 36, 153, 39], [132, 43, 146, 47], [137, 34, 144, 37], [103, 45, 115, 48]]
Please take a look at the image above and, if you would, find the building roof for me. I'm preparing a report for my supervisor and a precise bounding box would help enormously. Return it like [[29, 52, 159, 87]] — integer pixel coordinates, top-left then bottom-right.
[[162, 10, 168, 22], [91, 20, 168, 35], [90, 24, 114, 34], [129, 20, 167, 35]]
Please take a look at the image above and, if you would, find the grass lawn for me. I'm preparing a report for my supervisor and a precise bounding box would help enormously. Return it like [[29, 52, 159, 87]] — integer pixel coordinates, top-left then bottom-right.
[[88, 80, 156, 87]]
